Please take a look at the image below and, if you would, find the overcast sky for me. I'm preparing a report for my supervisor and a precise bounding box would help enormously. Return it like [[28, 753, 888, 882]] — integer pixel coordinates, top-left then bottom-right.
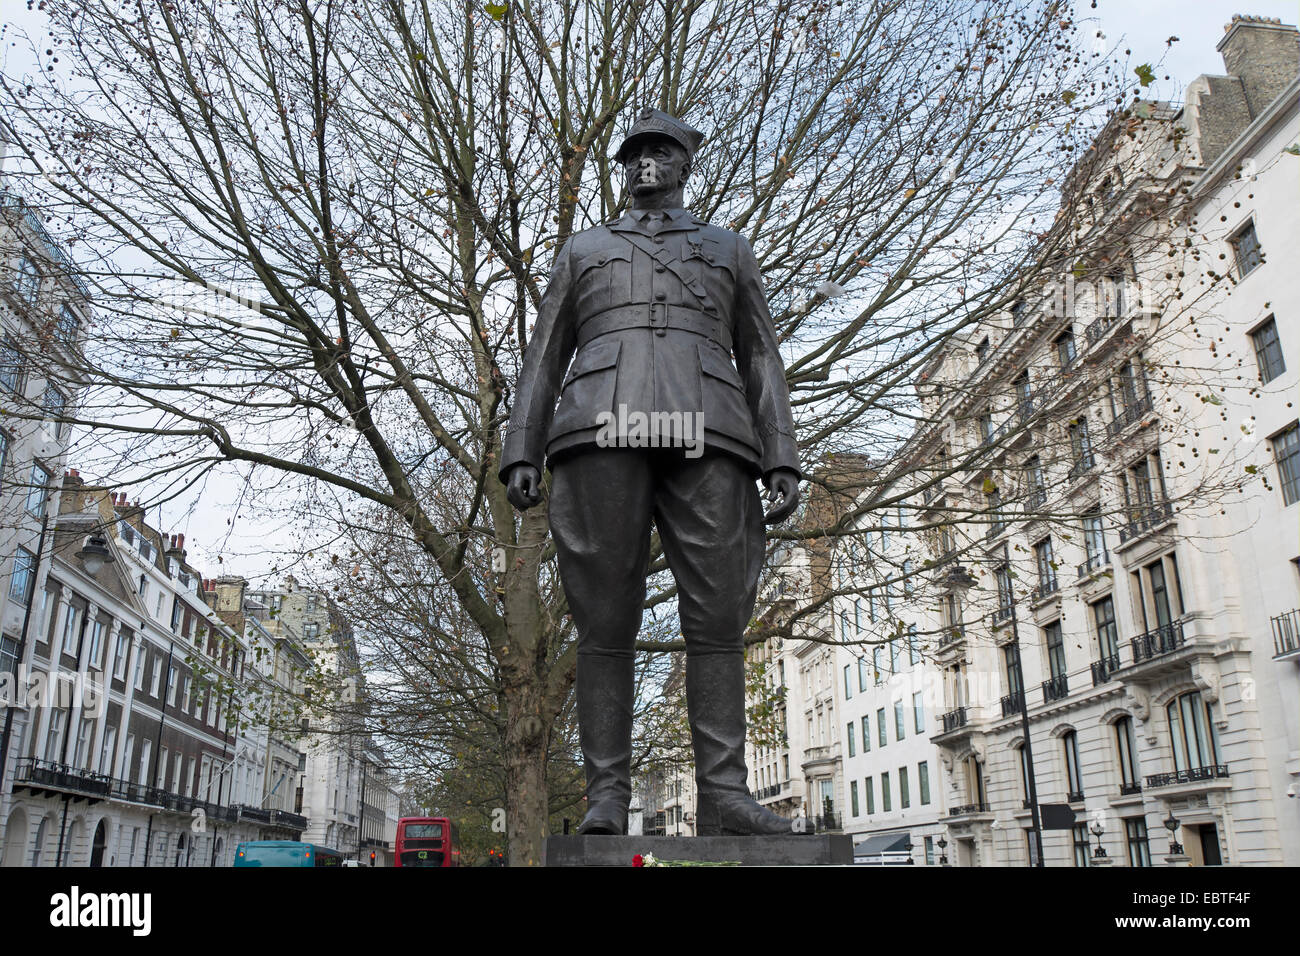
[[3, 0, 1297, 585]]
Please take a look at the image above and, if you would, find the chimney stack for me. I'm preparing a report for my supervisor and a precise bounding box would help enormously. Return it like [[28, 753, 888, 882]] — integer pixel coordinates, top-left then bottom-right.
[[1218, 15, 1300, 119]]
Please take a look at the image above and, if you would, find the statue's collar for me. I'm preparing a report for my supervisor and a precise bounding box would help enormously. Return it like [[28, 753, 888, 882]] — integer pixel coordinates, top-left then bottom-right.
[[608, 207, 702, 235]]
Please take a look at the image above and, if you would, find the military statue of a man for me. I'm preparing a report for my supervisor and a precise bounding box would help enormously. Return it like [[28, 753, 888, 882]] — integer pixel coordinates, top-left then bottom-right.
[[499, 108, 806, 836]]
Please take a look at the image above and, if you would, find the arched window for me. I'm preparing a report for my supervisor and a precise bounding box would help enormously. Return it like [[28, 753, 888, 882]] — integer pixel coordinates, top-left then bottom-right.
[[1166, 691, 1218, 773], [1115, 717, 1140, 792], [1063, 731, 1083, 800], [31, 818, 48, 867]]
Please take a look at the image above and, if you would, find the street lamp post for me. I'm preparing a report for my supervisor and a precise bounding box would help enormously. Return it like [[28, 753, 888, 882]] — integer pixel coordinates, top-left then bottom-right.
[[944, 563, 1045, 867], [1090, 819, 1107, 859], [1163, 812, 1183, 856], [936, 835, 948, 866]]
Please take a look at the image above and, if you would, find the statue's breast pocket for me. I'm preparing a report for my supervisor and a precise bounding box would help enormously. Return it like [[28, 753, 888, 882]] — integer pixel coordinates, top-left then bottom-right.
[[687, 240, 736, 313], [574, 247, 632, 316]]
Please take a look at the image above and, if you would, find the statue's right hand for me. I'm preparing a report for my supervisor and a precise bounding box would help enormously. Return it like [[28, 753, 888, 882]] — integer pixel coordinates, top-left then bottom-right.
[[505, 464, 543, 511]]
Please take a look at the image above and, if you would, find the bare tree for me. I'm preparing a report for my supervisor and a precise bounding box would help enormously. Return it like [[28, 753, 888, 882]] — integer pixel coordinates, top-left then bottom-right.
[[0, 0, 1230, 862]]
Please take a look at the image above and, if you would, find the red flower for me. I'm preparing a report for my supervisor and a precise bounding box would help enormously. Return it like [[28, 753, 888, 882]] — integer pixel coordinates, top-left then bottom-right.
[[632, 854, 644, 867]]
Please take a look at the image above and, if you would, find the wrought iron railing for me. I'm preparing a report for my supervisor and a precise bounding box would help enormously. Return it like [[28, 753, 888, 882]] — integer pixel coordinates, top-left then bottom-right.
[[1271, 609, 1299, 657], [1091, 653, 1121, 686], [1067, 790, 1085, 803], [1105, 393, 1154, 439], [941, 706, 968, 733], [1030, 579, 1059, 604], [1131, 620, 1185, 664], [1042, 674, 1069, 702], [1119, 782, 1142, 796], [15, 758, 241, 823], [1077, 551, 1110, 578], [1067, 456, 1095, 481], [1145, 765, 1229, 789], [948, 802, 990, 817], [1001, 693, 1024, 718], [1118, 501, 1173, 544]]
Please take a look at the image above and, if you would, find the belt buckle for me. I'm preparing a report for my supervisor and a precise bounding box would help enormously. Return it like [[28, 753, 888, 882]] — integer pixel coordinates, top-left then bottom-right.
[[651, 302, 667, 337]]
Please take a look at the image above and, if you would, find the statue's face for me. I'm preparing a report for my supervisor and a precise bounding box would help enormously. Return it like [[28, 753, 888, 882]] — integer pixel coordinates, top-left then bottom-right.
[[623, 137, 689, 203]]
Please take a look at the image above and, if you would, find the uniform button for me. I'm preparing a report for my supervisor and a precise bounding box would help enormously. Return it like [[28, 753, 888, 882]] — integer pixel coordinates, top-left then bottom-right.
[[653, 236, 664, 244], [655, 292, 666, 300], [655, 328, 666, 337], [655, 265, 666, 273]]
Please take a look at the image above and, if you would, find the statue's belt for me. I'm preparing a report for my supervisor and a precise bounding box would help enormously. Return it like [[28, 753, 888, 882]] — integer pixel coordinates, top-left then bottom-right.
[[575, 304, 733, 352]]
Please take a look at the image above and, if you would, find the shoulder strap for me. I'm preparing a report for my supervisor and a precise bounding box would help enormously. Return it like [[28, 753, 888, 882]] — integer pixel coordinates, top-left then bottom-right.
[[616, 231, 714, 311]]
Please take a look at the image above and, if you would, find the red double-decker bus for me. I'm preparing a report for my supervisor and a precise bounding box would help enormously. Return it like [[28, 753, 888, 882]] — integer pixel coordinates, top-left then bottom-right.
[[394, 817, 460, 867]]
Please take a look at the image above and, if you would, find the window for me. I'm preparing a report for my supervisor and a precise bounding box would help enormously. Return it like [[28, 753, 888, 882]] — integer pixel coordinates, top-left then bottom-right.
[[996, 559, 1013, 617], [1073, 824, 1091, 867], [181, 674, 191, 712], [1230, 221, 1263, 277], [846, 722, 855, 758], [170, 597, 182, 633], [98, 727, 116, 775], [857, 657, 869, 692], [13, 256, 41, 304], [1069, 419, 1094, 473], [877, 708, 887, 747], [74, 717, 93, 768], [1093, 596, 1119, 663], [0, 634, 19, 678], [1125, 817, 1152, 867], [1003, 643, 1023, 699], [1166, 691, 1219, 773], [61, 605, 80, 656], [166, 665, 177, 706], [861, 715, 870, 753], [1082, 509, 1107, 568], [157, 748, 169, 788], [150, 658, 162, 697], [908, 626, 920, 665], [881, 771, 892, 812], [1026, 829, 1040, 866], [899, 766, 910, 809], [843, 665, 852, 700], [45, 709, 67, 762], [850, 780, 860, 817], [1250, 317, 1285, 383], [303, 623, 320, 639], [1026, 457, 1047, 510], [924, 836, 934, 865], [8, 546, 36, 606], [918, 761, 931, 805], [0, 336, 24, 393], [902, 559, 915, 597], [894, 700, 905, 741], [56, 305, 81, 346], [975, 336, 990, 364], [1115, 717, 1140, 791], [864, 777, 875, 815], [133, 651, 146, 691], [25, 465, 50, 517], [1034, 538, 1057, 595], [1272, 423, 1299, 506], [978, 411, 994, 444], [42, 385, 68, 441], [86, 618, 105, 668], [1063, 731, 1083, 799], [1044, 622, 1066, 681], [0, 429, 8, 490], [1056, 329, 1077, 368], [913, 691, 925, 734]]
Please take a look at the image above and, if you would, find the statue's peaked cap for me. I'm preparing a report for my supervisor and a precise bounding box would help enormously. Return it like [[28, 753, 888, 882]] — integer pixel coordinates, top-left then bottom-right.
[[614, 108, 705, 164]]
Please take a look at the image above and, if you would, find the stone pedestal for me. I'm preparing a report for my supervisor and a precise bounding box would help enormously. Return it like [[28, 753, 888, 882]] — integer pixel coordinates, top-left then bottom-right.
[[543, 834, 854, 867], [1089, 852, 1114, 866], [1164, 853, 1192, 867]]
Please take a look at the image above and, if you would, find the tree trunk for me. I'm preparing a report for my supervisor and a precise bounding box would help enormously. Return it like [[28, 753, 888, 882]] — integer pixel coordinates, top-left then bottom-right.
[[502, 678, 550, 867]]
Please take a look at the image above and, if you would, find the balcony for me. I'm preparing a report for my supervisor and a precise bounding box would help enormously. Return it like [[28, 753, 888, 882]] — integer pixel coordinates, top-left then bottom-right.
[[948, 802, 991, 817], [1131, 620, 1185, 665], [1117, 501, 1174, 545], [1119, 782, 1142, 796], [814, 812, 841, 832], [1067, 456, 1095, 482], [802, 744, 841, 770], [1030, 579, 1060, 605], [1000, 693, 1025, 718], [14, 758, 240, 822], [270, 809, 309, 831], [1091, 653, 1121, 686], [1066, 790, 1085, 803], [1272, 609, 1299, 660], [1084, 314, 1114, 346], [1145, 765, 1229, 789], [941, 706, 968, 733], [938, 626, 965, 649], [1026, 487, 1047, 512], [990, 604, 1014, 626], [1042, 674, 1069, 703], [1104, 393, 1154, 440], [1077, 551, 1110, 579]]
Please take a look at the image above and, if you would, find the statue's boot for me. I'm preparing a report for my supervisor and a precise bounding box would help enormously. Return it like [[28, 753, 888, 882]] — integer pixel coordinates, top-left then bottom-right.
[[575, 651, 633, 835], [688, 652, 814, 836]]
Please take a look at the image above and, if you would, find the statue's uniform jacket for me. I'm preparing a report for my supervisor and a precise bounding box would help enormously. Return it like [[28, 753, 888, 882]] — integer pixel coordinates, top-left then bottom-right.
[[498, 208, 799, 481]]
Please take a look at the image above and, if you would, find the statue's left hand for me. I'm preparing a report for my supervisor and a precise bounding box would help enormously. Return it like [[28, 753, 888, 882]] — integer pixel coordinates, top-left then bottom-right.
[[762, 468, 800, 525]]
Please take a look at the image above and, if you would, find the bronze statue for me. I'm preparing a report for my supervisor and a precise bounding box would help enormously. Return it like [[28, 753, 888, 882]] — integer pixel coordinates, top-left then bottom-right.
[[500, 108, 806, 836]]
